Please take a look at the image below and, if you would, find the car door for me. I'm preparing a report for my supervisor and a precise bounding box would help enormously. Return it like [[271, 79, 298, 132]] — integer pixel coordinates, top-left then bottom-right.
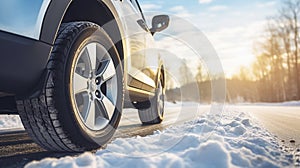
[[127, 0, 147, 79], [112, 0, 156, 92], [134, 0, 160, 86], [130, 0, 159, 90]]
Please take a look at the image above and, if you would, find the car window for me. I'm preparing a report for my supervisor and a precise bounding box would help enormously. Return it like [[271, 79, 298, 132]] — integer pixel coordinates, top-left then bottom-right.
[[130, 0, 146, 21]]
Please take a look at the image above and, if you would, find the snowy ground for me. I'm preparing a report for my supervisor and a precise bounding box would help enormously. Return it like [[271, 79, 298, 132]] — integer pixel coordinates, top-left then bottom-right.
[[233, 101, 300, 106], [23, 105, 296, 168]]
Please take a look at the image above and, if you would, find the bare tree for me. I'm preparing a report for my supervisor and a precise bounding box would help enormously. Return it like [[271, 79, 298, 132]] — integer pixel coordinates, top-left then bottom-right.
[[231, 0, 300, 102], [179, 59, 192, 85], [195, 63, 203, 83], [280, 0, 300, 99]]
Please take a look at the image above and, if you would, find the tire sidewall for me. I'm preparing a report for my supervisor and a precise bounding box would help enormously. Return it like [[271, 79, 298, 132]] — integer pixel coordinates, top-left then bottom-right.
[[156, 66, 165, 120], [156, 79, 164, 120]]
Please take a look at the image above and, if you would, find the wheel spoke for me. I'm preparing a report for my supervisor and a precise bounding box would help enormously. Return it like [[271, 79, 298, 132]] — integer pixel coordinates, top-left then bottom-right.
[[73, 73, 88, 94], [86, 43, 97, 70], [95, 99, 109, 120], [100, 60, 116, 82], [85, 100, 96, 128], [76, 92, 89, 116], [100, 95, 115, 119]]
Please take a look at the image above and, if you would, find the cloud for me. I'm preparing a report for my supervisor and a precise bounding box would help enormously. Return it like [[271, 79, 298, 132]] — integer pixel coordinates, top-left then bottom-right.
[[169, 6, 185, 12], [256, 1, 277, 8], [199, 0, 213, 4], [208, 5, 228, 11], [169, 6, 193, 18], [140, 4, 162, 11]]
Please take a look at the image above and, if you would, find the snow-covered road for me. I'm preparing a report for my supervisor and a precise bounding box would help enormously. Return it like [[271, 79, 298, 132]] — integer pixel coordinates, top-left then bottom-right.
[[0, 103, 299, 167]]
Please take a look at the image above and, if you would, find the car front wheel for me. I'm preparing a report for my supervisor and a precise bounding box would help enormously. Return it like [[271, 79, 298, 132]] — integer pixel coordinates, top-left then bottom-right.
[[16, 22, 123, 152]]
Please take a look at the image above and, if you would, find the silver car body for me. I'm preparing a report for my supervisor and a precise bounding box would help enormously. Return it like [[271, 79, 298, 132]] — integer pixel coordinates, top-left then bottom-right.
[[0, 0, 161, 103]]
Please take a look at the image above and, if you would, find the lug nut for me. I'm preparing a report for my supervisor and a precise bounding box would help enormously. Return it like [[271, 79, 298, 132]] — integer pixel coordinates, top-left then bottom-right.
[[95, 90, 101, 98], [95, 78, 100, 85]]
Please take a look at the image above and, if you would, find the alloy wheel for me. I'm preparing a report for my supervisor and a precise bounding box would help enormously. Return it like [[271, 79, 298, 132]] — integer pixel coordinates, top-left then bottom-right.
[[71, 42, 118, 131]]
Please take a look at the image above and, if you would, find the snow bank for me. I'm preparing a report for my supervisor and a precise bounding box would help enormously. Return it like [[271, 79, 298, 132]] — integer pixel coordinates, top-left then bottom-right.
[[235, 101, 300, 106], [0, 115, 23, 129], [26, 107, 292, 168], [279, 101, 300, 106]]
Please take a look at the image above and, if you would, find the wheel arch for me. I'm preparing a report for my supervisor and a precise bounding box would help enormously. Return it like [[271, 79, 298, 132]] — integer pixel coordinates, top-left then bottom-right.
[[40, 0, 124, 61]]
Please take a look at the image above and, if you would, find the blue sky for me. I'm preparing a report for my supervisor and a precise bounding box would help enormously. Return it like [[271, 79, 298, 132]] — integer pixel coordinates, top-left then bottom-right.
[[139, 0, 280, 77]]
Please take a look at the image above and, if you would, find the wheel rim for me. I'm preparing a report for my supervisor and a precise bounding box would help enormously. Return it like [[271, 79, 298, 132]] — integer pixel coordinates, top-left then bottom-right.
[[71, 42, 118, 131], [157, 81, 164, 117]]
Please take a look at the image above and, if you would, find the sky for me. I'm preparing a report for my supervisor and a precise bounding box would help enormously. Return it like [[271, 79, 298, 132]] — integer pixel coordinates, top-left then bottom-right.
[[139, 0, 280, 78]]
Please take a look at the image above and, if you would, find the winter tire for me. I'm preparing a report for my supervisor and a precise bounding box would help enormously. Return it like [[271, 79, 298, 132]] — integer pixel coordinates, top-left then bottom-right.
[[138, 73, 165, 124], [16, 22, 124, 152]]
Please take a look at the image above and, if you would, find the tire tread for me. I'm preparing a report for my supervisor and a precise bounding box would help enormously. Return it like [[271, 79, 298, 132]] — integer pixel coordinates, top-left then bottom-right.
[[16, 22, 97, 152]]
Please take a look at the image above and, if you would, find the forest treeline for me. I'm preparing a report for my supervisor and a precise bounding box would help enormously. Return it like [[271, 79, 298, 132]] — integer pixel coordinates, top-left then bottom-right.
[[230, 0, 300, 102], [167, 0, 300, 103]]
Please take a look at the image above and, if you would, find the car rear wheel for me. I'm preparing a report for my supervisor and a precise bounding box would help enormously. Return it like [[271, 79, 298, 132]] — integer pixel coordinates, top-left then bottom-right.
[[138, 75, 165, 124], [16, 22, 123, 152]]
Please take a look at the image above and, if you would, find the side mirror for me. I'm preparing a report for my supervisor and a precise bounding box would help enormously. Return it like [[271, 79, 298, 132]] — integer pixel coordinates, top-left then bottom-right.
[[150, 15, 170, 35]]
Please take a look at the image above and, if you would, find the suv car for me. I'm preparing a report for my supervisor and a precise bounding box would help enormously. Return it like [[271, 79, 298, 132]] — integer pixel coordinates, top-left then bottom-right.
[[0, 0, 169, 152]]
